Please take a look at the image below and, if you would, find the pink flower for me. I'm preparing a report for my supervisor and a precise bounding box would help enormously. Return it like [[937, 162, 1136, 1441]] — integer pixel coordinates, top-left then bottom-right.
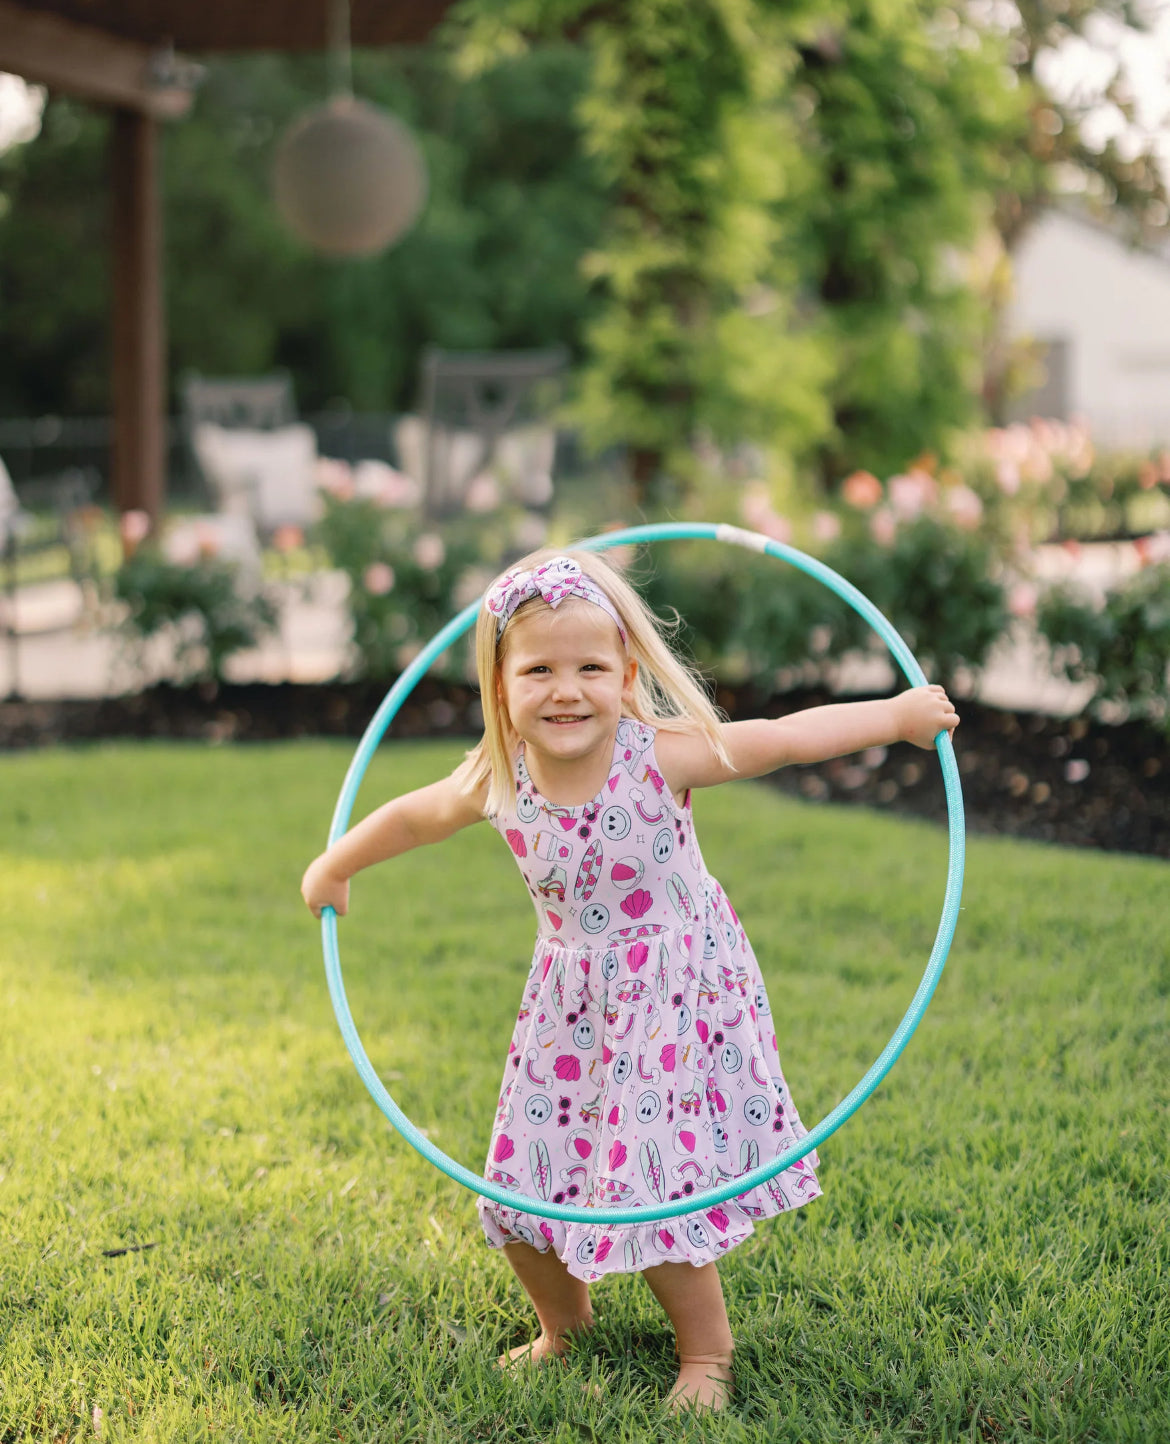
[[869, 507, 897, 547], [620, 889, 653, 920], [842, 471, 882, 509], [464, 472, 500, 513], [194, 523, 221, 561], [759, 512, 793, 544], [888, 469, 935, 519], [608, 1141, 627, 1170], [1008, 582, 1038, 619], [493, 1135, 515, 1163], [1135, 531, 1170, 567], [945, 485, 983, 531], [740, 483, 792, 543], [315, 457, 355, 500], [119, 509, 151, 552], [811, 510, 841, 544], [363, 562, 396, 596], [554, 1054, 581, 1081], [412, 532, 446, 570], [996, 458, 1021, 495]]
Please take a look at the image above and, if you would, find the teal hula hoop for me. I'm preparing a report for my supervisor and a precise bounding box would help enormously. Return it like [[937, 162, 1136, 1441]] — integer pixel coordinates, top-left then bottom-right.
[[321, 522, 965, 1225]]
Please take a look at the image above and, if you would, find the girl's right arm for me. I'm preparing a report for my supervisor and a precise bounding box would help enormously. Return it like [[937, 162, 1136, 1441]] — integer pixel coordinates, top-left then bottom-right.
[[300, 772, 488, 919]]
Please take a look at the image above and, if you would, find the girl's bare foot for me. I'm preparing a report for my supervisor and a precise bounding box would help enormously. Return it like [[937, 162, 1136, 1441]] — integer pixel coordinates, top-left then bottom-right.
[[497, 1321, 595, 1371], [497, 1331, 570, 1369], [667, 1352, 734, 1413]]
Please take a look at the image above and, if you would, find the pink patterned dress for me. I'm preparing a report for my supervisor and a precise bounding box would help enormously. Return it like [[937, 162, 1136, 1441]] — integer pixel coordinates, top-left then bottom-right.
[[478, 720, 822, 1280]]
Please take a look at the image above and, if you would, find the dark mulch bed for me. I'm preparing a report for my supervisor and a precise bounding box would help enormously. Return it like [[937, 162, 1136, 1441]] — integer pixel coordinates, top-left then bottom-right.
[[2, 679, 1166, 859]]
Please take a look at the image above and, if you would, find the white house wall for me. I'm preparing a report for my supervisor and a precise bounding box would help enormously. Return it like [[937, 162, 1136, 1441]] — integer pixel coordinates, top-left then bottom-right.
[[1008, 210, 1170, 447]]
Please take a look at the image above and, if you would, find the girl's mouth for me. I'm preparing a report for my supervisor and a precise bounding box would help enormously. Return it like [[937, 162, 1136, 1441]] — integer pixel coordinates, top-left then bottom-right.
[[545, 715, 588, 725]]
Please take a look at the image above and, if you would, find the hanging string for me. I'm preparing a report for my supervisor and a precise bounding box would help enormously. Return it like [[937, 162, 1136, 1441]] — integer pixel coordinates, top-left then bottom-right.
[[327, 0, 353, 99]]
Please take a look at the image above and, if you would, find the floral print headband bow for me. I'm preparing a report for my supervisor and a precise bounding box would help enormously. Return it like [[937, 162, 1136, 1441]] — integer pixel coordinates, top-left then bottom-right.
[[484, 556, 627, 645]]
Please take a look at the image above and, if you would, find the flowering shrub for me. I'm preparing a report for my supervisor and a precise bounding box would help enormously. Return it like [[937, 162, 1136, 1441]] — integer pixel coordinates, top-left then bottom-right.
[[313, 485, 548, 679], [961, 421, 1170, 546], [822, 515, 1008, 689], [113, 549, 278, 685], [1037, 556, 1170, 731]]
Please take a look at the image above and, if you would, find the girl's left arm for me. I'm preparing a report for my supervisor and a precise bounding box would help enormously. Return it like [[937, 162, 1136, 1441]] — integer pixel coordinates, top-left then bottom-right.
[[657, 686, 959, 792]]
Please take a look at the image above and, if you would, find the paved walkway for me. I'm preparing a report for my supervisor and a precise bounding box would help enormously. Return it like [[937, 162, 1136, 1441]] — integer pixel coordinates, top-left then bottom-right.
[[1, 543, 1140, 714]]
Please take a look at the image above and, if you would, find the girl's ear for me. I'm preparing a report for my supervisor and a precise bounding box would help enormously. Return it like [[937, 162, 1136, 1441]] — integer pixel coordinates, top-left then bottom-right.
[[622, 655, 639, 701]]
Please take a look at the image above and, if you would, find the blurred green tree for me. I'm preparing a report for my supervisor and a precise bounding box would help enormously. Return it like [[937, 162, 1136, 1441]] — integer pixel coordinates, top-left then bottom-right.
[[0, 97, 112, 414], [790, 0, 1026, 482]]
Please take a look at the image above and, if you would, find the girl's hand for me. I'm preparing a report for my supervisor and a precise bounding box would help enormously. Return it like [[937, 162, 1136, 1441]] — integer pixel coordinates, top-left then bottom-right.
[[896, 685, 959, 750], [301, 853, 350, 919]]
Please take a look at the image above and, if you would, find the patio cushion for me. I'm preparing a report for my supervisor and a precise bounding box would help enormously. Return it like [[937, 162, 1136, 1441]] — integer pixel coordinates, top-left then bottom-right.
[[192, 422, 320, 531]]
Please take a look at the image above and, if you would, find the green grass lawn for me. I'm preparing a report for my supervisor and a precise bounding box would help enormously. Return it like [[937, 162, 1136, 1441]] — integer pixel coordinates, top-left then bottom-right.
[[1, 741, 1167, 1443]]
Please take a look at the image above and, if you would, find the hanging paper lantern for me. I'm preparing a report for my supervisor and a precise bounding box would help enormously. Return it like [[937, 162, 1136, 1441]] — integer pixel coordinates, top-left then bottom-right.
[[273, 96, 427, 258]]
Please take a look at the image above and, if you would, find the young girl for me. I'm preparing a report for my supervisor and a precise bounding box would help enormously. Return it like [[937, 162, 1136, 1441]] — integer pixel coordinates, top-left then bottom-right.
[[302, 548, 958, 1413]]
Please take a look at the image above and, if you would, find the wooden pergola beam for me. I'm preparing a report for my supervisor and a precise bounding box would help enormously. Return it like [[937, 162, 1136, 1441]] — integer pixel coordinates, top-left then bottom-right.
[[0, 0, 193, 118]]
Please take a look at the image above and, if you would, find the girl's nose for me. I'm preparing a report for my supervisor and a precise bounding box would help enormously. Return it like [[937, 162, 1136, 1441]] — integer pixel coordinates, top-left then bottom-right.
[[551, 672, 581, 700]]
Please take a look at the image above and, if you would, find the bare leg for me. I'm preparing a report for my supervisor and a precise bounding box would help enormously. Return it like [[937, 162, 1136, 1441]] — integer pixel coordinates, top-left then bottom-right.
[[497, 1241, 595, 1368], [641, 1261, 735, 1412]]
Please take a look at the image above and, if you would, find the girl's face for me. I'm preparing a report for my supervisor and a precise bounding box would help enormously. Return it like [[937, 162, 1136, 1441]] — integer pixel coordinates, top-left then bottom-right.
[[497, 600, 636, 772]]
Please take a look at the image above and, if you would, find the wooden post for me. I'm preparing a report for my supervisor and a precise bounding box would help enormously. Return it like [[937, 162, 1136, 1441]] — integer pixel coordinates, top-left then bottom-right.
[[110, 107, 166, 527]]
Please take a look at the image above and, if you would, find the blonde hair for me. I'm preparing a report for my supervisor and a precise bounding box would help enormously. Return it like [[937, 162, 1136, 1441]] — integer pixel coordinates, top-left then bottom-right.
[[452, 546, 731, 816]]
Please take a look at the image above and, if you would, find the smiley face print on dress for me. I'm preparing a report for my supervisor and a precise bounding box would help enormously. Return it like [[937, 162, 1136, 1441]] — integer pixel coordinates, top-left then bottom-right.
[[572, 1017, 596, 1049], [744, 1094, 771, 1126], [600, 805, 631, 841], [636, 1090, 662, 1123], [720, 1041, 743, 1073], [580, 903, 610, 934], [525, 1093, 554, 1124], [652, 827, 674, 864], [516, 792, 540, 824], [612, 1051, 633, 1084]]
